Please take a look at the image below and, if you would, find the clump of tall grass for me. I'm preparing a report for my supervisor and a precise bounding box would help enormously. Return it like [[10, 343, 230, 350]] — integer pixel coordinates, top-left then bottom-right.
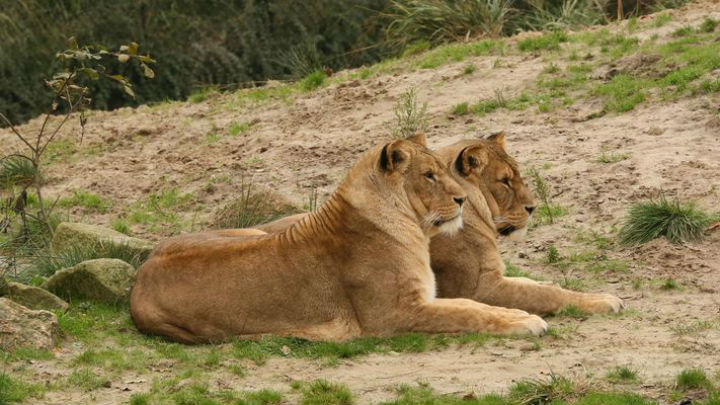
[[212, 178, 299, 229], [619, 197, 712, 245], [389, 87, 428, 139], [386, 0, 514, 46]]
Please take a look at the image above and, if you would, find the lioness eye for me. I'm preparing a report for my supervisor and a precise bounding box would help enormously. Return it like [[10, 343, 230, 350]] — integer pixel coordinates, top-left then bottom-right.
[[425, 172, 435, 180], [501, 178, 511, 185]]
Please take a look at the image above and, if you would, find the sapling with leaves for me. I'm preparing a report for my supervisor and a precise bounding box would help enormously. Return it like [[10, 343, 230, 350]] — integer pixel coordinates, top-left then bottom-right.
[[0, 37, 154, 269]]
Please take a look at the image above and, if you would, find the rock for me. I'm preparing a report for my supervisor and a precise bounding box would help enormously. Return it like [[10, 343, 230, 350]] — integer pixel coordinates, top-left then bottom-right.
[[0, 297, 62, 350], [51, 222, 154, 260], [6, 282, 69, 312], [43, 259, 137, 305]]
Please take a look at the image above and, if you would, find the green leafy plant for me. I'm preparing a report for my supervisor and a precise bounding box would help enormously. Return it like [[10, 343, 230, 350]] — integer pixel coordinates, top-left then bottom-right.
[[618, 197, 712, 245]]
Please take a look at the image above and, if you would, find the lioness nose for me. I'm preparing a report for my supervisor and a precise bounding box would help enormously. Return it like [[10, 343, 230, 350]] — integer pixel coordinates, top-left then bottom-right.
[[525, 205, 536, 214], [453, 196, 466, 206]]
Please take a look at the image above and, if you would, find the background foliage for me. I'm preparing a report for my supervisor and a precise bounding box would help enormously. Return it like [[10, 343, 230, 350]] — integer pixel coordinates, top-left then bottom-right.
[[1, 0, 684, 125], [0, 0, 390, 125]]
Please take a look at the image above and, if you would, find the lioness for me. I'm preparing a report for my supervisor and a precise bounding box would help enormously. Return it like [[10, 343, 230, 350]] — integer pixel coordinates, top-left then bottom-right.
[[257, 134, 623, 315], [130, 137, 548, 343]]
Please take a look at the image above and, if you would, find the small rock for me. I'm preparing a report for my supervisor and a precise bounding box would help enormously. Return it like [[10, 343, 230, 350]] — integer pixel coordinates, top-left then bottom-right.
[[43, 259, 137, 305], [6, 282, 69, 312], [0, 297, 62, 350]]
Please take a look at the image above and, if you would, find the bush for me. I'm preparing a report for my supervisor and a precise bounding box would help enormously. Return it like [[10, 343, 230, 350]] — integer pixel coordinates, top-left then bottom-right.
[[619, 197, 712, 245]]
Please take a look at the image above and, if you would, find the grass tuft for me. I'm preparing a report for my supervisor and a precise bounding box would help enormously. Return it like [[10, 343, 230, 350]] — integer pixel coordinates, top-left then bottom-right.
[[452, 102, 469, 115], [299, 70, 328, 91], [618, 197, 712, 245], [389, 87, 428, 139], [606, 366, 639, 383], [518, 31, 568, 52], [509, 374, 576, 405], [675, 368, 711, 390], [298, 379, 353, 405]]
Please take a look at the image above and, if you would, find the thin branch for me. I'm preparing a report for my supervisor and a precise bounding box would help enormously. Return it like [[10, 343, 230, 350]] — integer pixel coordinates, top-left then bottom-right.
[[0, 113, 35, 153], [36, 70, 76, 150]]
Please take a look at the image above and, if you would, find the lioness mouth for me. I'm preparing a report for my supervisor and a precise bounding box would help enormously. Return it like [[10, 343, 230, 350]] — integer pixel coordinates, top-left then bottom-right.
[[499, 225, 516, 235], [434, 215, 460, 226]]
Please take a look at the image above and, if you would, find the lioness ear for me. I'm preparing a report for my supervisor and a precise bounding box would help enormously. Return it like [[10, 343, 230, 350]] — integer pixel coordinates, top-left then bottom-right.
[[486, 131, 506, 151], [407, 133, 427, 147], [455, 145, 489, 176], [379, 140, 411, 173]]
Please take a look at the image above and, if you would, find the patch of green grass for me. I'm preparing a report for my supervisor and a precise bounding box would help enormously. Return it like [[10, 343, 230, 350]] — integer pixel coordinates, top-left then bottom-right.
[[229, 121, 254, 137], [129, 392, 152, 405], [555, 305, 589, 319], [518, 32, 568, 52], [402, 40, 431, 57], [451, 102, 469, 115], [128, 187, 195, 233], [188, 87, 218, 103], [241, 389, 285, 405], [3, 347, 54, 361], [0, 372, 46, 404], [298, 379, 352, 405], [618, 197, 712, 245], [72, 348, 146, 371], [661, 278, 679, 290], [543, 63, 560, 74], [586, 258, 629, 273], [471, 99, 501, 115], [230, 332, 499, 366], [58, 190, 110, 212], [509, 374, 576, 405], [66, 368, 110, 391], [672, 25, 695, 37], [299, 70, 327, 91], [416, 40, 502, 69], [574, 392, 657, 405], [696, 78, 720, 94], [111, 218, 131, 235], [205, 132, 220, 144], [535, 203, 567, 224], [463, 64, 476, 75], [545, 245, 562, 264], [676, 369, 711, 390], [670, 320, 720, 336], [653, 14, 672, 27], [56, 301, 137, 343], [607, 366, 639, 383], [596, 150, 631, 163], [504, 260, 544, 281], [699, 17, 719, 33], [595, 74, 646, 113]]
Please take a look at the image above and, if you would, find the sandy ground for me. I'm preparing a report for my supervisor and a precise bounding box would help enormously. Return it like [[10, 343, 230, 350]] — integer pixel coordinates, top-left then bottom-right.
[[2, 1, 720, 403]]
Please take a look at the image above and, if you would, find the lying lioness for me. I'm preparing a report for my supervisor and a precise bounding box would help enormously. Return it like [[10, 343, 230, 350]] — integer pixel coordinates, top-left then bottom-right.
[[130, 136, 547, 343], [258, 134, 623, 316]]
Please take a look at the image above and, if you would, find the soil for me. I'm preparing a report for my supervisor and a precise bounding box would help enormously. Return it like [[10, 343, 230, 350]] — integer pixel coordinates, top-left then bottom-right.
[[2, 1, 720, 403]]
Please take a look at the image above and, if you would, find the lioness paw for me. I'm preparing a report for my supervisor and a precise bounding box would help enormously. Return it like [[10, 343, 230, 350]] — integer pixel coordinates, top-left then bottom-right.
[[581, 293, 624, 313], [506, 314, 548, 336]]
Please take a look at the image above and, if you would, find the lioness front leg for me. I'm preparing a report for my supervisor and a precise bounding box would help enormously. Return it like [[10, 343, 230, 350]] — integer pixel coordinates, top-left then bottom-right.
[[476, 274, 624, 315], [405, 298, 548, 336]]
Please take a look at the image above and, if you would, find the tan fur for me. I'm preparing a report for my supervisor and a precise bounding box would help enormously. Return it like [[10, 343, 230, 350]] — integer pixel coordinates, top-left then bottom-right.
[[257, 134, 623, 316], [129, 137, 547, 344], [431, 135, 624, 315]]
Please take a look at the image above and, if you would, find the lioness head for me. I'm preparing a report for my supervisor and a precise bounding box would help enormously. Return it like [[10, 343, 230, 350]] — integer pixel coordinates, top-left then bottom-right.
[[450, 132, 535, 236], [378, 134, 467, 236]]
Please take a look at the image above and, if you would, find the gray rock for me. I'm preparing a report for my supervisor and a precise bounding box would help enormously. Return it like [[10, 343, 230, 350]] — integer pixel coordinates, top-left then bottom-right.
[[6, 282, 69, 312], [51, 222, 154, 260], [0, 297, 62, 350], [43, 259, 137, 305]]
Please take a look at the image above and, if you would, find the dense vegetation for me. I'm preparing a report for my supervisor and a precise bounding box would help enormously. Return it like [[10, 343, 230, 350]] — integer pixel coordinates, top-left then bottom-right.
[[1, 0, 685, 125]]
